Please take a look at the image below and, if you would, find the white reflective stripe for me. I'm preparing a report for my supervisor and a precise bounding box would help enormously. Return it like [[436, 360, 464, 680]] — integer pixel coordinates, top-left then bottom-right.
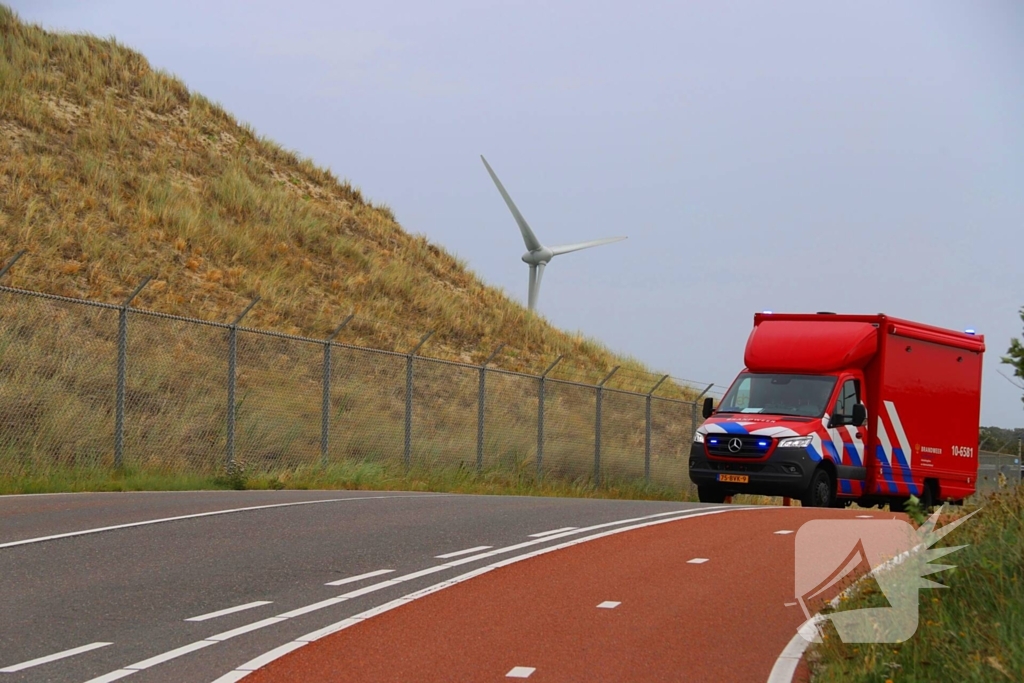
[[809, 431, 824, 460], [830, 428, 847, 465], [845, 426, 864, 463], [884, 401, 912, 469], [876, 416, 892, 467], [703, 424, 727, 433]]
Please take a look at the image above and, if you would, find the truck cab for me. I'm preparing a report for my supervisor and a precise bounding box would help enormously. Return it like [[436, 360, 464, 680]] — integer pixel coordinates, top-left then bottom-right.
[[688, 313, 985, 509]]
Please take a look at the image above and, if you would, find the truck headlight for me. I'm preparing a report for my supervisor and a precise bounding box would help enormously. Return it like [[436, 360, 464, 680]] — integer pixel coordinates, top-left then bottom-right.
[[778, 436, 813, 448], [693, 432, 705, 444]]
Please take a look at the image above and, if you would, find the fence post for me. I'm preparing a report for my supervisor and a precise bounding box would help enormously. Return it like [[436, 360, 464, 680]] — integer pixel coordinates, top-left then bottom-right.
[[321, 314, 354, 469], [477, 343, 505, 474], [0, 250, 26, 280], [645, 374, 669, 485], [114, 277, 151, 470], [594, 366, 619, 486], [536, 355, 563, 479], [227, 297, 260, 469], [404, 331, 434, 470]]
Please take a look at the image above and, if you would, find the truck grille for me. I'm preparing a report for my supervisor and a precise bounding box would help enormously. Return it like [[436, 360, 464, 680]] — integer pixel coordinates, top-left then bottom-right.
[[706, 434, 773, 458]]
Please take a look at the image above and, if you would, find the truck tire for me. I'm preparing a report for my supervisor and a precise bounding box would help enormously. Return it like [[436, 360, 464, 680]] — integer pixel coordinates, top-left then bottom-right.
[[697, 485, 727, 504], [801, 468, 834, 508], [890, 498, 906, 513]]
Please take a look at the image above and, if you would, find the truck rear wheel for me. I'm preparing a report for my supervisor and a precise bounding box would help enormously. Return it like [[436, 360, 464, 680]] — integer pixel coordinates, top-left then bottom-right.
[[801, 468, 835, 508], [697, 485, 727, 504]]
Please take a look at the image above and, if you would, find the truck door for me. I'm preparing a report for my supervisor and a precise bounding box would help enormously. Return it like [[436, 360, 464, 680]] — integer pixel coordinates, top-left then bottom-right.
[[828, 378, 868, 498]]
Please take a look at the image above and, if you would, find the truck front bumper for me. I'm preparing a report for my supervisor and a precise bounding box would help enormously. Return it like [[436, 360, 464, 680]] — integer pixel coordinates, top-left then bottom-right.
[[687, 442, 817, 497]]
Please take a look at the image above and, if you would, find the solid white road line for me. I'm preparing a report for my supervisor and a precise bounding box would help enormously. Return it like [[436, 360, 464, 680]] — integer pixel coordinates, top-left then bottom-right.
[[237, 642, 306, 671], [435, 545, 493, 559], [206, 618, 287, 642], [687, 558, 709, 564], [186, 601, 272, 622], [209, 505, 778, 683], [278, 598, 347, 619], [340, 579, 403, 598], [774, 530, 795, 535], [528, 527, 578, 538], [323, 569, 394, 587], [597, 601, 621, 609], [506, 666, 536, 678], [127, 640, 218, 669], [1, 494, 444, 550], [0, 642, 112, 673]]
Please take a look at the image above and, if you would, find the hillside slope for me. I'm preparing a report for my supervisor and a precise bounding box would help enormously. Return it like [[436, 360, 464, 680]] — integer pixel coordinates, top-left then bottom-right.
[[0, 6, 687, 394]]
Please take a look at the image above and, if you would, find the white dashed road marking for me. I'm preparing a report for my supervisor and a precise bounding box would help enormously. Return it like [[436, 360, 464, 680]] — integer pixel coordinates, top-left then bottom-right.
[[324, 569, 394, 587], [528, 527, 578, 538], [435, 545, 493, 559], [506, 666, 536, 678], [687, 558, 709, 564], [0, 642, 112, 673], [856, 515, 873, 518], [784, 602, 797, 607], [597, 601, 621, 609], [774, 530, 794, 535], [186, 601, 272, 622]]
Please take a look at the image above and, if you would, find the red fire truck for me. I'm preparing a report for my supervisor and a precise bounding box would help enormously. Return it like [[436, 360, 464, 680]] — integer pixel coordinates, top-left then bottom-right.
[[688, 313, 985, 509]]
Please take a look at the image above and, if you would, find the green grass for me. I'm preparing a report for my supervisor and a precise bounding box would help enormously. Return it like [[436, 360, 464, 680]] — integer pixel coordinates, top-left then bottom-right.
[[0, 461, 698, 503], [807, 484, 1024, 682]]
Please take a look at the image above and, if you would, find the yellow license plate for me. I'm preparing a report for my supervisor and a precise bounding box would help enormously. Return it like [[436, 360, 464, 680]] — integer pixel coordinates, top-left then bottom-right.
[[717, 473, 749, 484]]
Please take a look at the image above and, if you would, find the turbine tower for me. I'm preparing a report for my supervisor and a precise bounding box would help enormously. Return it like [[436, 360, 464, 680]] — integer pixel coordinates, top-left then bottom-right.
[[481, 155, 626, 311]]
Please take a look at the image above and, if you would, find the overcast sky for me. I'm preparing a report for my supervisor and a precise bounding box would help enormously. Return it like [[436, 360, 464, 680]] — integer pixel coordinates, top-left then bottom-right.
[[12, 1, 1024, 428]]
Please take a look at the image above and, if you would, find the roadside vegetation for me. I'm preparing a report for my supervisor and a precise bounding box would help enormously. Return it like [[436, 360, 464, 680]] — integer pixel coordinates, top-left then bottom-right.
[[807, 484, 1024, 682], [0, 5, 704, 493], [0, 461, 697, 503]]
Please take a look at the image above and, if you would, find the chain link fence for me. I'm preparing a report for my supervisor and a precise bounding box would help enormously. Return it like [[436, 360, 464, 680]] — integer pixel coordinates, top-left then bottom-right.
[[0, 285, 700, 492], [976, 451, 1022, 495]]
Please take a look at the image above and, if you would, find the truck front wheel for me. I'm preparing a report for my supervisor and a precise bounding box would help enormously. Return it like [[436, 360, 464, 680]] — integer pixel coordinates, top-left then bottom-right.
[[801, 468, 835, 508], [697, 485, 727, 504]]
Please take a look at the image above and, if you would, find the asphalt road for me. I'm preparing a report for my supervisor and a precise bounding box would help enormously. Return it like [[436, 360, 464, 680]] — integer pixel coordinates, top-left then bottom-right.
[[245, 506, 863, 683], [0, 490, 709, 683]]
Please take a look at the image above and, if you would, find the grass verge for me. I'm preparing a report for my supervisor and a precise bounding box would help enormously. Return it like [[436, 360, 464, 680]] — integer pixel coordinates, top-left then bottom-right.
[[0, 461, 698, 503], [807, 484, 1024, 682]]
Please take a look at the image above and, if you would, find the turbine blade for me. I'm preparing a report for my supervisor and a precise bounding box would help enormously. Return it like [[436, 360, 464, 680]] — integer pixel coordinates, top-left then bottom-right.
[[549, 236, 627, 256], [528, 264, 537, 311], [481, 156, 543, 252]]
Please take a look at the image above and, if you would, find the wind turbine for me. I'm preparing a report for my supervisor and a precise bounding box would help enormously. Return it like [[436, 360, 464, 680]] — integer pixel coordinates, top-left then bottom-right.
[[481, 155, 626, 311]]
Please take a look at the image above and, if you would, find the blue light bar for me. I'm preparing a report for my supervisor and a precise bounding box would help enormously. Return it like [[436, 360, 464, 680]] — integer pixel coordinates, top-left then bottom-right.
[[762, 310, 773, 314], [964, 328, 976, 335], [757, 440, 769, 448]]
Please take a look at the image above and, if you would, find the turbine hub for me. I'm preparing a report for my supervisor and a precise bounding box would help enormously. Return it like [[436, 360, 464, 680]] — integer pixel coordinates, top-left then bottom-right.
[[521, 248, 552, 265]]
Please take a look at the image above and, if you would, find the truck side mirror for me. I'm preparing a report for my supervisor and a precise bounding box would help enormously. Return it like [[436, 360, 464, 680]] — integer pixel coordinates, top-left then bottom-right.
[[851, 403, 867, 427], [702, 397, 714, 420]]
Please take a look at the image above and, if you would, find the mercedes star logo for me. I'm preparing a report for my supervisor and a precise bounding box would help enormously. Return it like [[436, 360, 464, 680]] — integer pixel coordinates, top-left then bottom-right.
[[728, 437, 743, 453]]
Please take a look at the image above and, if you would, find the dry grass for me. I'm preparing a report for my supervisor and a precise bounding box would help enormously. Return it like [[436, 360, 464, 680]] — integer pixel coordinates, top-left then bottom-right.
[[0, 6, 693, 396]]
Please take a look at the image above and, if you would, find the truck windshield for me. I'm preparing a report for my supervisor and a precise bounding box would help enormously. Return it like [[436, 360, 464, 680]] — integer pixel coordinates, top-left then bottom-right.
[[716, 373, 837, 418]]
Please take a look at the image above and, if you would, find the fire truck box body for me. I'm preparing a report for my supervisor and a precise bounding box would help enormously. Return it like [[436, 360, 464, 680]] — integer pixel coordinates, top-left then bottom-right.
[[688, 313, 985, 507]]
